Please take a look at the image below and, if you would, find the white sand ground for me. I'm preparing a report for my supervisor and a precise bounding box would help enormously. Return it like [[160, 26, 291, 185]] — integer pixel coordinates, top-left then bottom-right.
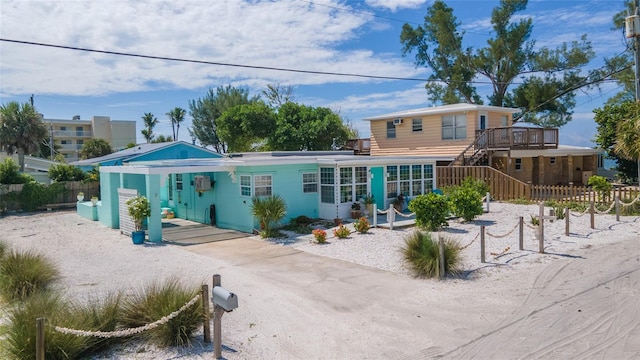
[[0, 202, 639, 359]]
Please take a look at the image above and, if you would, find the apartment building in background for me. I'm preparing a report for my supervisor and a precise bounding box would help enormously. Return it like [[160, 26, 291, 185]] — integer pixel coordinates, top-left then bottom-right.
[[44, 116, 136, 162]]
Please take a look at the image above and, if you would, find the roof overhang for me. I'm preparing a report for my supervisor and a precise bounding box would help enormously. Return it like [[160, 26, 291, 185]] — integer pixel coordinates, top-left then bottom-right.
[[364, 104, 520, 121]]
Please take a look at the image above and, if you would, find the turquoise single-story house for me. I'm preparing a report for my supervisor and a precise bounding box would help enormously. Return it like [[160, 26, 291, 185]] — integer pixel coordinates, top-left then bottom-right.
[[94, 151, 440, 242], [71, 141, 222, 170]]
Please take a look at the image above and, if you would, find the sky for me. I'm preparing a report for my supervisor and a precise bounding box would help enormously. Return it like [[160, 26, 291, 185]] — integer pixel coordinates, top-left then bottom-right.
[[0, 0, 630, 147]]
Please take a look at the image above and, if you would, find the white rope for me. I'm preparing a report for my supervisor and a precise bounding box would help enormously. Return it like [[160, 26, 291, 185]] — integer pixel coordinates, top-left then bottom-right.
[[54, 294, 201, 338], [376, 208, 389, 214], [486, 221, 520, 238], [569, 207, 589, 217], [594, 201, 616, 214], [459, 232, 480, 250], [620, 194, 640, 207], [392, 207, 415, 218]]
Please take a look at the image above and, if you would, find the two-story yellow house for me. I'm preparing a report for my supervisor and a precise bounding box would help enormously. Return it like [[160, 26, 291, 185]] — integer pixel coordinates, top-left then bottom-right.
[[364, 103, 603, 186]]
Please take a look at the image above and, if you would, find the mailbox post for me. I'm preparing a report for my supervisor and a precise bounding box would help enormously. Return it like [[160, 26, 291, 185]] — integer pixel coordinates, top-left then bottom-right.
[[212, 274, 238, 360]]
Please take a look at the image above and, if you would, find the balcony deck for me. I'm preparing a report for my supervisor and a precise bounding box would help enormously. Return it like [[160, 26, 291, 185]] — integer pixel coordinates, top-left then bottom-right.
[[475, 126, 558, 151]]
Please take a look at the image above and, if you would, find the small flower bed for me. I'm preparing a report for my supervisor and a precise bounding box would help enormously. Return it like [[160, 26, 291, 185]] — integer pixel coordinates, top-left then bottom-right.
[[312, 229, 327, 244], [353, 217, 370, 234]]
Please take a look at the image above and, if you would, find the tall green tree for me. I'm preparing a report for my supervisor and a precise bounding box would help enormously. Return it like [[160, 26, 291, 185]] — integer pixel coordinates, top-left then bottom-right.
[[216, 102, 276, 152], [189, 86, 259, 153], [79, 138, 113, 159], [141, 113, 158, 143], [593, 102, 639, 183], [614, 108, 640, 185], [604, 0, 638, 104], [0, 101, 48, 171], [262, 83, 295, 108], [166, 107, 186, 141], [401, 0, 595, 127], [268, 103, 351, 151]]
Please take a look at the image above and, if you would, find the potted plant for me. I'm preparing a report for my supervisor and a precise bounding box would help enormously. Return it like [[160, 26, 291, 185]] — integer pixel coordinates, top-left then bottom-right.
[[350, 202, 362, 219], [393, 194, 405, 212], [363, 193, 375, 216], [126, 195, 151, 244], [76, 192, 84, 202], [90, 195, 99, 206]]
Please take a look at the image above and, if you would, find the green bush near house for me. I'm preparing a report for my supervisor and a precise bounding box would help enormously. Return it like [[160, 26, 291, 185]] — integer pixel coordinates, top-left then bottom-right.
[[402, 231, 461, 278], [0, 249, 59, 302], [408, 193, 450, 231], [120, 278, 204, 347], [588, 175, 612, 202], [250, 195, 287, 238], [449, 186, 484, 222], [48, 163, 85, 182]]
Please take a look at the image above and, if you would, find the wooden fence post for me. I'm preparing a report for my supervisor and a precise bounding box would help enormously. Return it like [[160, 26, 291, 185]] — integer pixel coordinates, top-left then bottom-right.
[[36, 317, 45, 360], [202, 284, 211, 343], [565, 207, 570, 236], [519, 216, 523, 251], [615, 196, 620, 222], [590, 201, 595, 229], [438, 233, 445, 280], [480, 225, 486, 263], [538, 202, 544, 253]]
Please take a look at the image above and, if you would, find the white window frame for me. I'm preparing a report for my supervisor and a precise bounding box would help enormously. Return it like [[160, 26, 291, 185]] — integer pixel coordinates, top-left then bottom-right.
[[302, 172, 318, 193], [412, 118, 423, 132], [386, 164, 434, 200], [442, 114, 467, 140], [254, 174, 272, 197], [240, 175, 251, 197], [320, 167, 335, 204], [386, 121, 396, 139]]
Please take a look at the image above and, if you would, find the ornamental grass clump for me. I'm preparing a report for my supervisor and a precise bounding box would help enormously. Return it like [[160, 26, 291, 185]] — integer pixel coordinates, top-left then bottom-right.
[[402, 231, 461, 279], [120, 277, 203, 347], [333, 224, 350, 239], [0, 248, 59, 302]]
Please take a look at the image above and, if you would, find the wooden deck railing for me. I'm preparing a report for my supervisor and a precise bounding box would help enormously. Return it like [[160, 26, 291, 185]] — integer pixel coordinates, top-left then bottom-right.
[[437, 166, 530, 201], [475, 126, 558, 150]]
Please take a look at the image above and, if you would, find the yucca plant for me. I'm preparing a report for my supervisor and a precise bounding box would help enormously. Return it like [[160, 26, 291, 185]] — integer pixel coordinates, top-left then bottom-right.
[[250, 195, 287, 238], [0, 249, 59, 302], [120, 278, 203, 347], [402, 231, 461, 279]]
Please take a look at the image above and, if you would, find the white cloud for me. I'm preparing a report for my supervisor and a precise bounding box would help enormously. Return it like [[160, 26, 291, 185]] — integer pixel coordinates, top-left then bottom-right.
[[365, 0, 427, 12], [0, 0, 420, 96]]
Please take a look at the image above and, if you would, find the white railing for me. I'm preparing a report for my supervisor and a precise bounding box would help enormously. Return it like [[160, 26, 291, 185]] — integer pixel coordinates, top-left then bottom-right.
[[53, 130, 92, 137]]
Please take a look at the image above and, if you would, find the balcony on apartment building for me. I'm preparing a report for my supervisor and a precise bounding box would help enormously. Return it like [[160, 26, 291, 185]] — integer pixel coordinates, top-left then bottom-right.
[[53, 130, 93, 138], [58, 144, 84, 151], [475, 126, 559, 151]]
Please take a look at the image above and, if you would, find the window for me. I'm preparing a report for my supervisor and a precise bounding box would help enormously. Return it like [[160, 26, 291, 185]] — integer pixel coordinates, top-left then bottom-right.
[[76, 126, 83, 136], [549, 157, 556, 165], [168, 174, 173, 200], [501, 115, 508, 127], [61, 140, 69, 145], [254, 175, 272, 197], [60, 126, 67, 131], [442, 114, 467, 140], [412, 118, 422, 132], [240, 175, 251, 196], [176, 174, 183, 190], [515, 158, 522, 171], [320, 167, 335, 204], [302, 173, 318, 193], [339, 167, 353, 203], [387, 164, 434, 200], [386, 121, 396, 139], [336, 166, 368, 204]]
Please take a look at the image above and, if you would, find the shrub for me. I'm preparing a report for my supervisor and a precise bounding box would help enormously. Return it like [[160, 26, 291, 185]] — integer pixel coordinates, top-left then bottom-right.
[[312, 229, 327, 243], [408, 193, 450, 231], [3, 292, 88, 360], [48, 163, 85, 182], [402, 231, 461, 278], [460, 177, 489, 197], [250, 195, 287, 238], [353, 217, 370, 234], [120, 278, 203, 347], [0, 249, 60, 302], [588, 175, 612, 201], [333, 224, 350, 238], [0, 158, 25, 184], [449, 187, 484, 222], [530, 215, 540, 226], [0, 240, 7, 261]]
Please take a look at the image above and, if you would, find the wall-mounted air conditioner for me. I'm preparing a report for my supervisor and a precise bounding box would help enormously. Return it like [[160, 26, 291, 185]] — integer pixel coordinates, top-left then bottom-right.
[[393, 118, 403, 125]]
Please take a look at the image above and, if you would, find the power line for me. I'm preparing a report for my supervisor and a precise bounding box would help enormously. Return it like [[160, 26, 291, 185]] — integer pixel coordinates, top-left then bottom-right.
[[0, 38, 440, 83]]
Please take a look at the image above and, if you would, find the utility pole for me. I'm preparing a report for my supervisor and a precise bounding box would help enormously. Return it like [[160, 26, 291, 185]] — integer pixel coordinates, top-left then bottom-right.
[[625, 10, 640, 186]]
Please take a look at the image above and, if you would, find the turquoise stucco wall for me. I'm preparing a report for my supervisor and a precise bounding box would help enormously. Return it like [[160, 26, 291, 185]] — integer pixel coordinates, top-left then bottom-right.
[[99, 172, 121, 228]]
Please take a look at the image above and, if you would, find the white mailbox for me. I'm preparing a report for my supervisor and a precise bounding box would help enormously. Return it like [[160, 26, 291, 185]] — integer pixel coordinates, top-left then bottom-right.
[[212, 286, 238, 312]]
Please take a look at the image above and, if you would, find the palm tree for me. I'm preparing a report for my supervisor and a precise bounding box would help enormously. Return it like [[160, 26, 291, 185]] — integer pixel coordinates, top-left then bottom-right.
[[615, 113, 640, 186], [141, 113, 158, 143], [0, 101, 48, 171], [166, 107, 186, 141]]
